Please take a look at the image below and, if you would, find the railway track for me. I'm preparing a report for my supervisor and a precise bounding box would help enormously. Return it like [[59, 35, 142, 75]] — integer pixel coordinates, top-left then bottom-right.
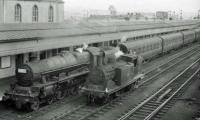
[[0, 95, 84, 120], [56, 47, 200, 120], [118, 57, 200, 120]]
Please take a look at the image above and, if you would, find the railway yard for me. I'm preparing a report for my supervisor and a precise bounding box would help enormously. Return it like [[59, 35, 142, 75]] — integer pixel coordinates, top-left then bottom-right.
[[1, 0, 200, 120], [0, 7, 200, 120], [0, 42, 200, 120]]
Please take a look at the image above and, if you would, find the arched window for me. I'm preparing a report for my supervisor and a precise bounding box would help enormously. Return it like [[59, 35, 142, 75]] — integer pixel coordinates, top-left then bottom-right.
[[15, 4, 22, 22], [32, 5, 38, 22], [48, 6, 54, 22]]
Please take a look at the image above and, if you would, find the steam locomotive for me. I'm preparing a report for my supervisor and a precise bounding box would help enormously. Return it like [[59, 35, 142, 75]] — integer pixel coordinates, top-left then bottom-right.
[[3, 50, 91, 111], [82, 47, 144, 104]]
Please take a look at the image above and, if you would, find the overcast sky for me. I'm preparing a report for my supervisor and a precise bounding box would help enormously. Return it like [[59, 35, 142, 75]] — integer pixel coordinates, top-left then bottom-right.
[[63, 0, 200, 13]]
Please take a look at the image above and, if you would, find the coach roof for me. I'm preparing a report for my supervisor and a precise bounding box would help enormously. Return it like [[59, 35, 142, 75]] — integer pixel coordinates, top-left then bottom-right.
[[24, 0, 64, 3]]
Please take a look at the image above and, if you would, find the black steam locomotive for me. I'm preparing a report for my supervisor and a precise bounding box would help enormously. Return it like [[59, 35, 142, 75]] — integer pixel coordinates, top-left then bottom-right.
[[82, 47, 144, 104], [3, 51, 91, 111]]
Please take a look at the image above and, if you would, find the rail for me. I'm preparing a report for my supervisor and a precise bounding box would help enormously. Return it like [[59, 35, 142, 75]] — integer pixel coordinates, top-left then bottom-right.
[[118, 57, 200, 120]]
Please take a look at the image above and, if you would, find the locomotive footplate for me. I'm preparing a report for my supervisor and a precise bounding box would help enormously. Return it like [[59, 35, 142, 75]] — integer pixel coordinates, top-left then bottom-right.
[[3, 93, 40, 110], [3, 88, 39, 110], [82, 73, 144, 99], [82, 87, 107, 98], [3, 93, 36, 104]]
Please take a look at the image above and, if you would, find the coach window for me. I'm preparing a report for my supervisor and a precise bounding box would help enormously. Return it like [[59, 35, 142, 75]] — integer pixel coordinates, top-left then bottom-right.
[[142, 46, 147, 52], [52, 49, 58, 56], [15, 4, 22, 22], [32, 5, 38, 22], [48, 6, 54, 22], [40, 51, 47, 60], [0, 56, 11, 69]]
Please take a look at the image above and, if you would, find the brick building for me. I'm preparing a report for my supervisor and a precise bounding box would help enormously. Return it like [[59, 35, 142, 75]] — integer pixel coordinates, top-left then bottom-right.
[[156, 11, 168, 20]]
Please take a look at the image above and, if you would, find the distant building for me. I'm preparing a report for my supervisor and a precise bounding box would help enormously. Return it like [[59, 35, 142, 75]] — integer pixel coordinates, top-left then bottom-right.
[[0, 0, 64, 23], [87, 9, 110, 16], [109, 5, 117, 16], [156, 11, 168, 20]]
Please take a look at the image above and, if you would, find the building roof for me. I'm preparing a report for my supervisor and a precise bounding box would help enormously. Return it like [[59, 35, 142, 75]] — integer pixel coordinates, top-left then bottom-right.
[[0, 20, 199, 56], [0, 20, 199, 43], [21, 0, 64, 3]]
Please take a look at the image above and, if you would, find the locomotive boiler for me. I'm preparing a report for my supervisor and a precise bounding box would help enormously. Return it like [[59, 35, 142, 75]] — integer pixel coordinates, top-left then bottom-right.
[[82, 47, 144, 104]]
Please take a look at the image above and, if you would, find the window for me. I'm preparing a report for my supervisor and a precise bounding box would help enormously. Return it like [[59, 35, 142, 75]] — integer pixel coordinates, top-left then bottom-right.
[[48, 6, 54, 22], [0, 56, 11, 68], [32, 5, 38, 22], [143, 46, 145, 52], [15, 4, 22, 22], [40, 51, 47, 60], [52, 49, 58, 56]]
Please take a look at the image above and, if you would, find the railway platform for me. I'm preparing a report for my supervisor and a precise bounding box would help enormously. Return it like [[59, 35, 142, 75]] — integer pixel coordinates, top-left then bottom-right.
[[0, 77, 14, 101]]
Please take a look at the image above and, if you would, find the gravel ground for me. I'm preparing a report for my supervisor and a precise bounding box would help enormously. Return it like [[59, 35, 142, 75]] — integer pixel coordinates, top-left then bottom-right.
[[161, 72, 200, 120]]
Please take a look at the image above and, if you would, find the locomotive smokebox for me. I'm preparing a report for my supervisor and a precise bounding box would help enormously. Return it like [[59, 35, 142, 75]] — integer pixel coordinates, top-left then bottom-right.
[[16, 64, 37, 87]]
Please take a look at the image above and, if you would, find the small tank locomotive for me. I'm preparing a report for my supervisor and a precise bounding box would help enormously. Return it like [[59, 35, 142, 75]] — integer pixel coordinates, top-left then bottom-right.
[[3, 51, 90, 111], [82, 47, 144, 104]]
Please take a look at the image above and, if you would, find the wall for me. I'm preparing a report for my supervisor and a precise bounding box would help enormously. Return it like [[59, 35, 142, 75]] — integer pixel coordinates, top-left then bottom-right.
[[0, 0, 4, 23], [57, 2, 64, 22]]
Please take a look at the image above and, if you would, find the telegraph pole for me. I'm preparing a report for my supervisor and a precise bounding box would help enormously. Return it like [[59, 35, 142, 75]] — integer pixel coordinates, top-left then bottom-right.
[[180, 10, 183, 20]]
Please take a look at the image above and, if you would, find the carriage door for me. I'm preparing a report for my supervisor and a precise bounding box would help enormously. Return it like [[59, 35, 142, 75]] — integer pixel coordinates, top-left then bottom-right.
[[16, 54, 24, 68]]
